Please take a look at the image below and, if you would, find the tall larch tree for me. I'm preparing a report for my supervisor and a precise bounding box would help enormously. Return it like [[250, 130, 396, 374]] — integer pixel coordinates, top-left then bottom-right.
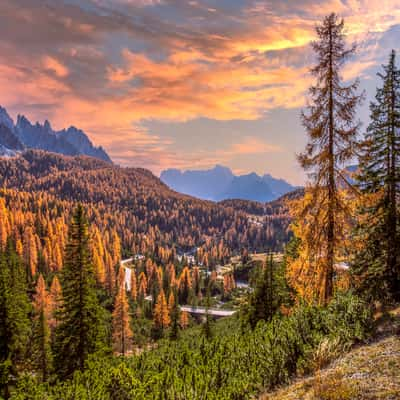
[[153, 290, 170, 331], [353, 50, 400, 301], [112, 284, 133, 355], [54, 205, 107, 378], [31, 274, 52, 382], [292, 13, 362, 304], [48, 275, 62, 331], [130, 269, 137, 302]]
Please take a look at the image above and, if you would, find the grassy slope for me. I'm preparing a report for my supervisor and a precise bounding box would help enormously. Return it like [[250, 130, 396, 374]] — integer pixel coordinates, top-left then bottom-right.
[[261, 308, 400, 400]]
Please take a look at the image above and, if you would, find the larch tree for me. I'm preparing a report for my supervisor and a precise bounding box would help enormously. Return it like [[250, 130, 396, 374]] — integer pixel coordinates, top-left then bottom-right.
[[32, 274, 52, 382], [353, 50, 400, 301], [179, 311, 189, 329], [112, 284, 133, 355], [292, 13, 362, 304], [153, 290, 170, 331], [130, 269, 137, 301], [54, 205, 107, 378], [49, 275, 62, 331]]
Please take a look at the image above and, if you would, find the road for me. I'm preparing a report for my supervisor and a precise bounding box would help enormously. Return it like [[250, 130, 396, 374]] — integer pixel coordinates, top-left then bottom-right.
[[180, 306, 237, 317], [121, 258, 134, 290]]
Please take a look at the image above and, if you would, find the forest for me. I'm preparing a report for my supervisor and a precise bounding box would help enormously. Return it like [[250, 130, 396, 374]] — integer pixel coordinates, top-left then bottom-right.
[[0, 12, 399, 400]]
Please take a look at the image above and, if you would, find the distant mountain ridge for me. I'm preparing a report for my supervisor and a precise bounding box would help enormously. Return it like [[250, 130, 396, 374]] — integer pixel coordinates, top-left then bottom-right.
[[161, 165, 297, 202], [0, 105, 111, 162]]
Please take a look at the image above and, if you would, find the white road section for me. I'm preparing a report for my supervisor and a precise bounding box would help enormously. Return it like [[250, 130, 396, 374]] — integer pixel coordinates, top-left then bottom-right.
[[180, 306, 237, 317], [121, 258, 134, 291]]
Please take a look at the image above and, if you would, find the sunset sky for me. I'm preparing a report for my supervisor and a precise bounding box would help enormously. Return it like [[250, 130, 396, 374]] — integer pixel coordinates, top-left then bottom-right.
[[0, 0, 399, 184]]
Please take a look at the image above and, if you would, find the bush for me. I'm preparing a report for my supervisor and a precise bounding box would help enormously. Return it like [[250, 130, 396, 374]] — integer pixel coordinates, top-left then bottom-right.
[[10, 292, 372, 400]]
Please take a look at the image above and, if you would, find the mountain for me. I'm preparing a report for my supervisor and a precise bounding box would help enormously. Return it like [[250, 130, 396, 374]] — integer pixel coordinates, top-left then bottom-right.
[[160, 165, 296, 202], [161, 165, 234, 200], [0, 105, 111, 162], [0, 124, 24, 152]]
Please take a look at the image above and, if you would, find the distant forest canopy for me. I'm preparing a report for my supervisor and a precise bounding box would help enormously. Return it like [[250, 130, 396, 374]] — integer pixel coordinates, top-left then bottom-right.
[[0, 150, 293, 264]]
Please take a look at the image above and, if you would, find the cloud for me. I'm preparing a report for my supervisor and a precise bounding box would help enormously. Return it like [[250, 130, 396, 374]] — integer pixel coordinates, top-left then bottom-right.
[[0, 0, 399, 182], [42, 56, 69, 78]]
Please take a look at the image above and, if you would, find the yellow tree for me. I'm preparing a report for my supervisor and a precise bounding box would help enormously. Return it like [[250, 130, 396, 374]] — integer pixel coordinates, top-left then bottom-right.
[[130, 269, 137, 301], [297, 14, 362, 303], [168, 291, 175, 313], [23, 226, 38, 278], [32, 274, 52, 381], [138, 272, 148, 299], [179, 311, 189, 329], [49, 275, 62, 330], [0, 197, 10, 250], [154, 290, 170, 330], [112, 285, 133, 355], [286, 188, 354, 303]]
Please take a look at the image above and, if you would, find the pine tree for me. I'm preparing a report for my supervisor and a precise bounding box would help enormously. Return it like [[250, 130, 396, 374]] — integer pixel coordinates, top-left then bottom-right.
[[296, 13, 362, 304], [112, 284, 133, 355], [245, 253, 277, 329], [0, 241, 30, 399], [353, 50, 400, 301], [169, 291, 180, 340], [54, 205, 107, 378]]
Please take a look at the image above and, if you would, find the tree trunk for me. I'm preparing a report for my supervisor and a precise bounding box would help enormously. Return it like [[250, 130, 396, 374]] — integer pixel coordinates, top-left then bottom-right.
[[326, 24, 335, 304], [388, 66, 399, 300]]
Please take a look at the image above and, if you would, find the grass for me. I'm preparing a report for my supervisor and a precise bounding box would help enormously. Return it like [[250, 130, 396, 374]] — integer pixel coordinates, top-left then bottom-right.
[[260, 307, 400, 400]]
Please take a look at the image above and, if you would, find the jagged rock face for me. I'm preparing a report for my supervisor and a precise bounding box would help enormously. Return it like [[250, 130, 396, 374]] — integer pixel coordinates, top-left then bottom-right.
[[58, 127, 111, 162], [0, 106, 15, 131], [0, 105, 111, 162], [0, 124, 24, 151], [15, 115, 79, 156]]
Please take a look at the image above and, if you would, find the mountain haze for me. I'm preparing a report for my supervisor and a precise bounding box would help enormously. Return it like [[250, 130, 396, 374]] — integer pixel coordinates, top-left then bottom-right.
[[161, 165, 296, 202]]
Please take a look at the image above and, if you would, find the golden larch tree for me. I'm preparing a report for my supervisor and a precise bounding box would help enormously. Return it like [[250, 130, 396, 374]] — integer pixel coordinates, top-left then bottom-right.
[[112, 284, 133, 355]]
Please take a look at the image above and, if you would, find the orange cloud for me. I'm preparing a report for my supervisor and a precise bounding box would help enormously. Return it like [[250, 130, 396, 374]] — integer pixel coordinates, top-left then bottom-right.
[[42, 56, 69, 78]]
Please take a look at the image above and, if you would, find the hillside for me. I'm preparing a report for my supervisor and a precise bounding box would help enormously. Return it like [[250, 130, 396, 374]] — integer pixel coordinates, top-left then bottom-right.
[[262, 308, 400, 400], [0, 150, 292, 257]]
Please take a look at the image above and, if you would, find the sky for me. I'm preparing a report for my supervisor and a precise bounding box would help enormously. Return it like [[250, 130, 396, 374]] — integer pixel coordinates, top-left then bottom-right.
[[0, 0, 399, 185]]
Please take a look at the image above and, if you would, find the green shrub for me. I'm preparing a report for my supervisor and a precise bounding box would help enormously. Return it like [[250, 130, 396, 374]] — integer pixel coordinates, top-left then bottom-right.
[[10, 292, 372, 400]]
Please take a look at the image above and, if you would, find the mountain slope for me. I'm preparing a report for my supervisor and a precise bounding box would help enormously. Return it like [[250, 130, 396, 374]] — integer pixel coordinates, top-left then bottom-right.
[[0, 150, 293, 254], [262, 308, 400, 400], [161, 165, 296, 202], [0, 105, 111, 162], [0, 123, 24, 151]]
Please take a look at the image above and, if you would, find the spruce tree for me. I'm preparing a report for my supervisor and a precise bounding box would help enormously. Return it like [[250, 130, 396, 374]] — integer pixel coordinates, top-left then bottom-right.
[[54, 205, 107, 378], [353, 50, 400, 301], [32, 308, 52, 382], [246, 253, 277, 329], [0, 241, 30, 399], [298, 13, 362, 303], [169, 290, 180, 340]]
